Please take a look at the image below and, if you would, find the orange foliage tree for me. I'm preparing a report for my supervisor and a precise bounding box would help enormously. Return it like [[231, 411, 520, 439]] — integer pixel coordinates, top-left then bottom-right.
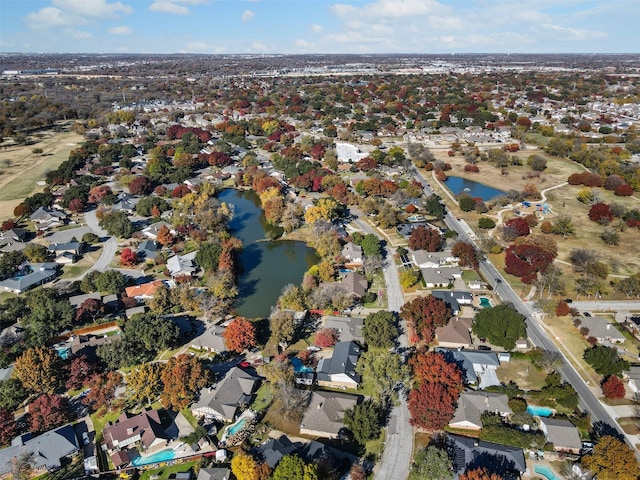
[[223, 317, 257, 353]]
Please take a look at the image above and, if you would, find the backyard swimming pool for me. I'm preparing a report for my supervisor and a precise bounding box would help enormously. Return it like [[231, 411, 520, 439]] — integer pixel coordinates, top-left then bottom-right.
[[534, 464, 560, 480], [527, 405, 554, 417], [291, 357, 313, 373], [130, 448, 175, 466], [479, 297, 492, 308], [227, 417, 247, 436]]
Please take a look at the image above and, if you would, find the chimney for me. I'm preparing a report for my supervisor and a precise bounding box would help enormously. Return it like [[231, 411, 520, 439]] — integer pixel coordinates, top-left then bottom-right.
[[606, 324, 610, 330]]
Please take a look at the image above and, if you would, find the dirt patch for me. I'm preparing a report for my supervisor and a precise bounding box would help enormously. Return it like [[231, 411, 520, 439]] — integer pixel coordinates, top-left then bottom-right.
[[496, 357, 548, 391], [0, 129, 84, 221]]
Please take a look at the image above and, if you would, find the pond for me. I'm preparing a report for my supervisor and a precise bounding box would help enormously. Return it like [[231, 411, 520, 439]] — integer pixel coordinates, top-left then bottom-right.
[[219, 189, 319, 319], [444, 176, 506, 202]]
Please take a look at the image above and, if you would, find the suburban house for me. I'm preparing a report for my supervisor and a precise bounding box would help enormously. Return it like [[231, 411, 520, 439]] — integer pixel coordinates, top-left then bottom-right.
[[341, 242, 363, 268], [431, 290, 473, 315], [29, 206, 67, 230], [538, 417, 582, 454], [419, 266, 462, 289], [167, 251, 198, 278], [103, 410, 169, 468], [338, 271, 368, 299], [197, 467, 232, 480], [0, 228, 28, 242], [447, 434, 526, 479], [0, 262, 59, 294], [191, 325, 227, 353], [335, 142, 368, 163], [300, 391, 361, 438], [112, 193, 140, 215], [578, 316, 626, 344], [626, 365, 640, 393], [69, 292, 102, 308], [411, 250, 458, 269], [0, 239, 27, 254], [141, 221, 174, 240], [70, 333, 120, 362], [0, 424, 80, 478], [449, 391, 512, 430], [316, 341, 362, 389], [137, 240, 160, 261], [48, 240, 83, 264], [435, 347, 501, 388], [125, 280, 167, 301], [192, 367, 260, 422], [435, 317, 473, 348], [323, 316, 364, 344], [254, 434, 341, 471]]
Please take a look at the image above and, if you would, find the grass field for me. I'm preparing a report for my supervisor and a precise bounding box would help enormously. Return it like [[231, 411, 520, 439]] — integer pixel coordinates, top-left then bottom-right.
[[0, 130, 84, 221], [496, 357, 548, 391]]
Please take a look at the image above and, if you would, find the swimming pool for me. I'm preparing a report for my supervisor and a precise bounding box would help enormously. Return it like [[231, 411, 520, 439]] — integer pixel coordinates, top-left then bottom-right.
[[227, 417, 247, 436], [527, 405, 554, 417], [291, 357, 313, 373], [534, 464, 560, 480], [479, 297, 492, 308], [130, 448, 175, 466]]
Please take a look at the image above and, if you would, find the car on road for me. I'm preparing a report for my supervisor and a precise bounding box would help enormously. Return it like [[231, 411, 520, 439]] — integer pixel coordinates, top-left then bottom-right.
[[583, 312, 591, 317]]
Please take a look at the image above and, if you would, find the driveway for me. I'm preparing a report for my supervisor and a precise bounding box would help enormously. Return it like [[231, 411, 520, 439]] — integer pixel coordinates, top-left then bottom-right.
[[45, 226, 92, 243]]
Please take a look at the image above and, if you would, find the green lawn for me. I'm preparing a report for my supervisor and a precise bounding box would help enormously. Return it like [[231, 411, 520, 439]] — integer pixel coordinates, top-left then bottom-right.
[[138, 461, 201, 480], [253, 383, 274, 414]]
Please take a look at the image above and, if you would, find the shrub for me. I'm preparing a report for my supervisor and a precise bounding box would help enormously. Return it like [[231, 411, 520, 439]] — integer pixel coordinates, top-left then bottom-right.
[[478, 217, 496, 229], [464, 164, 480, 173], [615, 184, 634, 196]]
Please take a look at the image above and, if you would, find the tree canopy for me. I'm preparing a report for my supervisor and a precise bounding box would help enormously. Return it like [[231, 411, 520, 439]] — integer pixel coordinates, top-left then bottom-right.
[[362, 310, 399, 348], [472, 304, 527, 350]]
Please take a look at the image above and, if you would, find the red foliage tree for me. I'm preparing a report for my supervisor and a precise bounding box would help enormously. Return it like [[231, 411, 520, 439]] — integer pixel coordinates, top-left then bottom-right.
[[400, 296, 451, 343], [129, 175, 153, 195], [589, 203, 613, 223], [68, 198, 85, 214], [408, 381, 458, 431], [88, 185, 112, 203], [408, 225, 442, 252], [0, 407, 18, 446], [315, 328, 340, 348], [82, 371, 123, 412], [28, 394, 70, 433], [120, 247, 138, 266], [75, 298, 105, 323], [171, 185, 191, 198], [156, 225, 175, 246], [356, 157, 378, 171], [65, 355, 95, 390], [452, 241, 478, 269], [615, 184, 634, 196], [555, 300, 570, 317], [208, 151, 233, 167], [1, 220, 16, 231], [464, 164, 480, 173], [223, 317, 257, 353], [504, 243, 555, 284], [409, 351, 464, 390], [460, 468, 504, 480], [601, 375, 626, 399], [504, 217, 530, 237], [14, 203, 29, 218], [309, 144, 326, 161]]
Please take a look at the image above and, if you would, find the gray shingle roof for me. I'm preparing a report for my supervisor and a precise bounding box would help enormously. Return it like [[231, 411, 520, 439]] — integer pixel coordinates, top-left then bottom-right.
[[192, 367, 260, 421], [316, 341, 362, 385], [448, 433, 526, 476]]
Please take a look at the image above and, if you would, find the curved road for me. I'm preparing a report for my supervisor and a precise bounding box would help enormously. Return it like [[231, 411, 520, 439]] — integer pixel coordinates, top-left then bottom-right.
[[83, 208, 118, 277], [410, 165, 628, 444]]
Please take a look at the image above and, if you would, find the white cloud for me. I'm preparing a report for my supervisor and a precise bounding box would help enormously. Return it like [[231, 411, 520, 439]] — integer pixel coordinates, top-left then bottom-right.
[[294, 39, 314, 48], [108, 25, 132, 35], [71, 29, 93, 39], [149, 1, 190, 15], [241, 10, 255, 22], [52, 0, 132, 19], [542, 23, 606, 41], [311, 23, 323, 34], [331, 0, 448, 19], [251, 41, 267, 51], [182, 41, 226, 53]]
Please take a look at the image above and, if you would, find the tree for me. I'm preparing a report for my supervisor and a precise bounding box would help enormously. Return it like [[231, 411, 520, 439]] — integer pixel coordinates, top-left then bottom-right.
[[0, 251, 26, 279], [589, 203, 613, 224], [360, 233, 381, 257], [65, 355, 94, 390], [68, 198, 84, 214], [120, 247, 137, 266], [99, 211, 134, 238], [196, 241, 222, 271], [504, 243, 555, 284], [0, 379, 27, 410], [27, 393, 69, 433], [582, 435, 640, 480], [314, 328, 339, 348], [551, 215, 576, 238], [161, 354, 211, 411], [75, 297, 105, 324], [231, 452, 270, 480], [13, 346, 62, 394], [11, 452, 35, 480], [452, 241, 479, 269], [24, 243, 49, 263], [504, 217, 530, 238], [220, 316, 257, 352], [272, 454, 318, 480], [478, 217, 496, 229], [270, 310, 296, 349], [409, 445, 453, 480], [601, 375, 625, 399], [129, 175, 153, 195], [408, 225, 442, 252], [127, 362, 164, 406], [408, 381, 458, 431], [400, 268, 420, 288], [356, 350, 409, 401], [125, 314, 179, 354], [459, 468, 504, 480], [94, 269, 127, 294], [472, 305, 527, 350], [459, 194, 476, 212], [584, 345, 629, 377], [555, 300, 570, 317], [0, 407, 18, 446], [410, 351, 464, 391], [400, 296, 451, 343], [362, 310, 399, 348], [349, 464, 367, 480], [156, 225, 175, 246], [344, 399, 383, 444], [82, 371, 123, 412]]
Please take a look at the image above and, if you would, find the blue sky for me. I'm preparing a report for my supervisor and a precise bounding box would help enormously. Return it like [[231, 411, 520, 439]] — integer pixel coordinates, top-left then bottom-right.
[[1, 0, 638, 54]]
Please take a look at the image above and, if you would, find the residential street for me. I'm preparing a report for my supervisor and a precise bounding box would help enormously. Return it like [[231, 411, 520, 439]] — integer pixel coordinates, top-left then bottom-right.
[[83, 208, 118, 278]]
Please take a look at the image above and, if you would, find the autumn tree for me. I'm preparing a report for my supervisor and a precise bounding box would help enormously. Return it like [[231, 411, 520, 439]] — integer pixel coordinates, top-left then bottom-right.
[[82, 371, 123, 412], [272, 454, 318, 480], [161, 354, 211, 411], [555, 300, 570, 317], [582, 435, 640, 480], [504, 243, 555, 283], [120, 247, 137, 266], [65, 355, 95, 390], [452, 241, 479, 269], [156, 225, 175, 246], [472, 305, 527, 350], [231, 451, 270, 480], [503, 217, 530, 240], [408, 225, 442, 252], [409, 350, 464, 391], [589, 203, 613, 224], [400, 295, 451, 343], [27, 393, 70, 433], [362, 310, 399, 348], [223, 317, 257, 353], [75, 297, 105, 323], [314, 328, 339, 348], [129, 175, 153, 195], [270, 310, 296, 350], [0, 407, 18, 446], [459, 468, 504, 480], [408, 381, 458, 431], [601, 376, 625, 399], [14, 346, 62, 394], [127, 362, 164, 406]]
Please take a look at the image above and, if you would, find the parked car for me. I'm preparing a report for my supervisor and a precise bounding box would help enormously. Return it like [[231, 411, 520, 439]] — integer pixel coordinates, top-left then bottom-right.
[[477, 345, 492, 351]]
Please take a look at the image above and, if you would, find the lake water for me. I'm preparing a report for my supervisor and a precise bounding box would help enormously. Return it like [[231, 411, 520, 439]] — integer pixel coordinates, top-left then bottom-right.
[[219, 189, 319, 319], [444, 176, 506, 201]]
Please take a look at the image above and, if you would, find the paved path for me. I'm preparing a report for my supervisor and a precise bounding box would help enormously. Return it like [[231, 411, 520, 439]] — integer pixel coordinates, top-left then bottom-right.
[[82, 208, 118, 278], [570, 300, 640, 312], [375, 395, 413, 480]]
